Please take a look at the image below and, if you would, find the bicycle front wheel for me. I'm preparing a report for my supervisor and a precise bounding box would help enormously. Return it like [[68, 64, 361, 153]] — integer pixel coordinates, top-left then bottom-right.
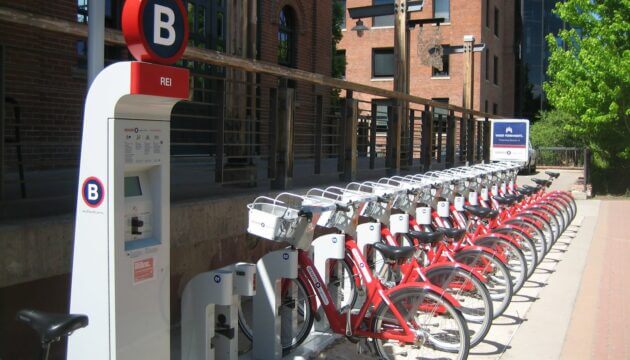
[[237, 276, 314, 355], [371, 286, 470, 360]]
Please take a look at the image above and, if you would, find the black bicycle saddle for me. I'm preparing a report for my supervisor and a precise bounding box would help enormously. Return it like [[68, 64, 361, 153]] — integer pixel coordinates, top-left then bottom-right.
[[16, 309, 88, 344]]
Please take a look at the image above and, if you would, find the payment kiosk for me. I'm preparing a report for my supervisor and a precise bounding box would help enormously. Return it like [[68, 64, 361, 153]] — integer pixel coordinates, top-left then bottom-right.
[[68, 1, 189, 359]]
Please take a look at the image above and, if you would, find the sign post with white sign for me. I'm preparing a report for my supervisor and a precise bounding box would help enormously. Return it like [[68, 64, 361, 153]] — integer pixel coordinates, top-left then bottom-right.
[[68, 1, 189, 359], [489, 119, 530, 162]]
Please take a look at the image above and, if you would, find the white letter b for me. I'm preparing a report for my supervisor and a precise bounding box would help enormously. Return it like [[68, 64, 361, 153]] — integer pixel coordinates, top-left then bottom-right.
[[154, 4, 176, 46], [88, 184, 99, 201]]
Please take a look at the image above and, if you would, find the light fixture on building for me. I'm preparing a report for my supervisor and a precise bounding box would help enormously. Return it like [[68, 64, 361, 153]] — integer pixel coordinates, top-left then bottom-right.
[[351, 19, 369, 33]]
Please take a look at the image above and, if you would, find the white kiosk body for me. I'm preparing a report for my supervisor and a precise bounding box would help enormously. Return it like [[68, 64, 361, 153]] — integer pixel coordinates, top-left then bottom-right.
[[68, 61, 188, 359]]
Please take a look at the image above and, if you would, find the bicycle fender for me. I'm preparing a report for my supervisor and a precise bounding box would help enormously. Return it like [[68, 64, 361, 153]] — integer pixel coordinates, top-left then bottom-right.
[[474, 232, 522, 249], [298, 271, 319, 314], [494, 222, 535, 238], [384, 282, 462, 308], [454, 246, 509, 265], [423, 262, 488, 283]]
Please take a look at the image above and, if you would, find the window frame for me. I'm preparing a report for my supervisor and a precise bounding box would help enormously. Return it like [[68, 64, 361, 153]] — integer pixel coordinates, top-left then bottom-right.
[[493, 55, 499, 85], [485, 0, 490, 28], [372, 47, 395, 78], [372, 0, 394, 27], [433, 0, 451, 23], [431, 48, 450, 78], [494, 7, 499, 37]]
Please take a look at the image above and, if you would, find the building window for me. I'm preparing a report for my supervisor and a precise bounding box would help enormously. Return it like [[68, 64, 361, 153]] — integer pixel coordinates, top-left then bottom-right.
[[484, 100, 488, 113], [335, 50, 346, 79], [485, 52, 490, 80], [373, 0, 394, 27], [493, 55, 499, 84], [493, 103, 498, 114], [434, 0, 450, 23], [374, 99, 391, 130], [432, 50, 450, 77], [485, 0, 490, 28], [494, 7, 499, 36], [339, 0, 346, 29], [432, 98, 449, 119], [372, 48, 394, 78], [278, 6, 296, 67]]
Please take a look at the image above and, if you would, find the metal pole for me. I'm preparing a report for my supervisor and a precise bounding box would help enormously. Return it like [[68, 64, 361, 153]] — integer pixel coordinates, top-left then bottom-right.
[[0, 45, 4, 199], [87, 0, 105, 85]]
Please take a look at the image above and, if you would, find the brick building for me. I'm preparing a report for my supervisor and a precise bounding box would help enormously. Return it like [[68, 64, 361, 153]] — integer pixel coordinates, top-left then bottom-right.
[[338, 0, 516, 116]]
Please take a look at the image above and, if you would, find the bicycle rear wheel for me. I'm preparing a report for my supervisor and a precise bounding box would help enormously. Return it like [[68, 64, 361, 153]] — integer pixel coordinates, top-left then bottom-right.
[[371, 286, 470, 359]]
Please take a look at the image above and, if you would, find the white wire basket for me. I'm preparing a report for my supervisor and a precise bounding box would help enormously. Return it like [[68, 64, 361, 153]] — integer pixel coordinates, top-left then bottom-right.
[[247, 195, 312, 249]]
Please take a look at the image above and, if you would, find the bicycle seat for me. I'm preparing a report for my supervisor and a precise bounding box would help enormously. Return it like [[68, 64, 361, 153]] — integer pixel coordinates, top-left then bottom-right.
[[373, 242, 416, 261], [510, 194, 525, 202], [522, 184, 541, 191], [463, 205, 499, 219], [407, 230, 444, 244], [436, 227, 466, 241], [531, 178, 552, 187], [16, 309, 88, 344], [493, 196, 514, 205], [545, 171, 560, 178], [517, 187, 536, 196]]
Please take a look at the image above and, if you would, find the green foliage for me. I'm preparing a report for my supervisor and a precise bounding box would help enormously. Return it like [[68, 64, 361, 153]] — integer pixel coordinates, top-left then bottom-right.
[[544, 0, 630, 164], [530, 110, 582, 148]]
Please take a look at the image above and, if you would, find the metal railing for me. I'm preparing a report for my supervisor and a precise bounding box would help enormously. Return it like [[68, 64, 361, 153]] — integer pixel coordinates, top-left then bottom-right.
[[0, 6, 500, 219], [535, 147, 585, 169]]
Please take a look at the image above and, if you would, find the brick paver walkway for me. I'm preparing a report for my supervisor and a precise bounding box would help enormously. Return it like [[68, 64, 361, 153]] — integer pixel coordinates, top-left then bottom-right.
[[561, 200, 630, 360]]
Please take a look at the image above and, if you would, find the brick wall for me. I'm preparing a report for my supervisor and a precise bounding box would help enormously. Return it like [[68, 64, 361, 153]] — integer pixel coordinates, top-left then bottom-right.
[[339, 0, 516, 116]]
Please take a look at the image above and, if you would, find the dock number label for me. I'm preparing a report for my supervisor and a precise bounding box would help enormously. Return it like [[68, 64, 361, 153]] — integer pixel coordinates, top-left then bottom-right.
[[82, 177, 104, 208]]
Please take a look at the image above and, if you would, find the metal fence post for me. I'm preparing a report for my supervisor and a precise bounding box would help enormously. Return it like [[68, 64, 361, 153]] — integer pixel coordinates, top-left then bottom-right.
[[370, 101, 377, 169], [215, 80, 225, 183], [268, 88, 278, 179], [408, 109, 415, 167], [271, 79, 294, 189], [314, 95, 323, 174], [338, 91, 352, 173], [436, 114, 443, 163], [421, 104, 433, 171], [584, 147, 591, 192], [467, 113, 475, 164], [445, 109, 455, 168], [483, 117, 491, 162], [387, 101, 401, 175], [0, 45, 4, 199], [459, 114, 466, 162], [341, 97, 358, 181]]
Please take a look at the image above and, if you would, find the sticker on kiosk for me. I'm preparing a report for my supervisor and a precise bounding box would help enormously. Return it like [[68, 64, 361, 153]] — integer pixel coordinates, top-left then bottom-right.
[[133, 257, 155, 284]]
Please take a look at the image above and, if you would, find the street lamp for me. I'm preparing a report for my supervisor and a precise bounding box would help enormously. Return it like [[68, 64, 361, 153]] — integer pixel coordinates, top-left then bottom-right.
[[351, 19, 369, 32]]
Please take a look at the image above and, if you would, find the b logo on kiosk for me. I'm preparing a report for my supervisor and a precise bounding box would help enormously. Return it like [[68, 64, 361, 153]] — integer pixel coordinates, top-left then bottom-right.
[[122, 0, 189, 65], [81, 177, 104, 208]]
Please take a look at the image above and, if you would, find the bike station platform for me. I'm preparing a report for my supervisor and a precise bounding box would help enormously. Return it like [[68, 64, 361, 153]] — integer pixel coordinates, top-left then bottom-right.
[[313, 170, 630, 360]]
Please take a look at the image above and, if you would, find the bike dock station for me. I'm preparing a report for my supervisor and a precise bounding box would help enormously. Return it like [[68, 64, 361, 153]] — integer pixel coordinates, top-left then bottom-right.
[[43, 1, 580, 359]]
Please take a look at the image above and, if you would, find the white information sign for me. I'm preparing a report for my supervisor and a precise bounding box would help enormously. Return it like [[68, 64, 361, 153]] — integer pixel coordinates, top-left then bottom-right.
[[490, 119, 530, 162]]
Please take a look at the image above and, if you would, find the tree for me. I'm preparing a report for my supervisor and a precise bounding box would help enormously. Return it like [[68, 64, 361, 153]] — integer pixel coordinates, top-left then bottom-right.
[[544, 0, 630, 166], [332, 1, 346, 80], [530, 110, 582, 148]]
